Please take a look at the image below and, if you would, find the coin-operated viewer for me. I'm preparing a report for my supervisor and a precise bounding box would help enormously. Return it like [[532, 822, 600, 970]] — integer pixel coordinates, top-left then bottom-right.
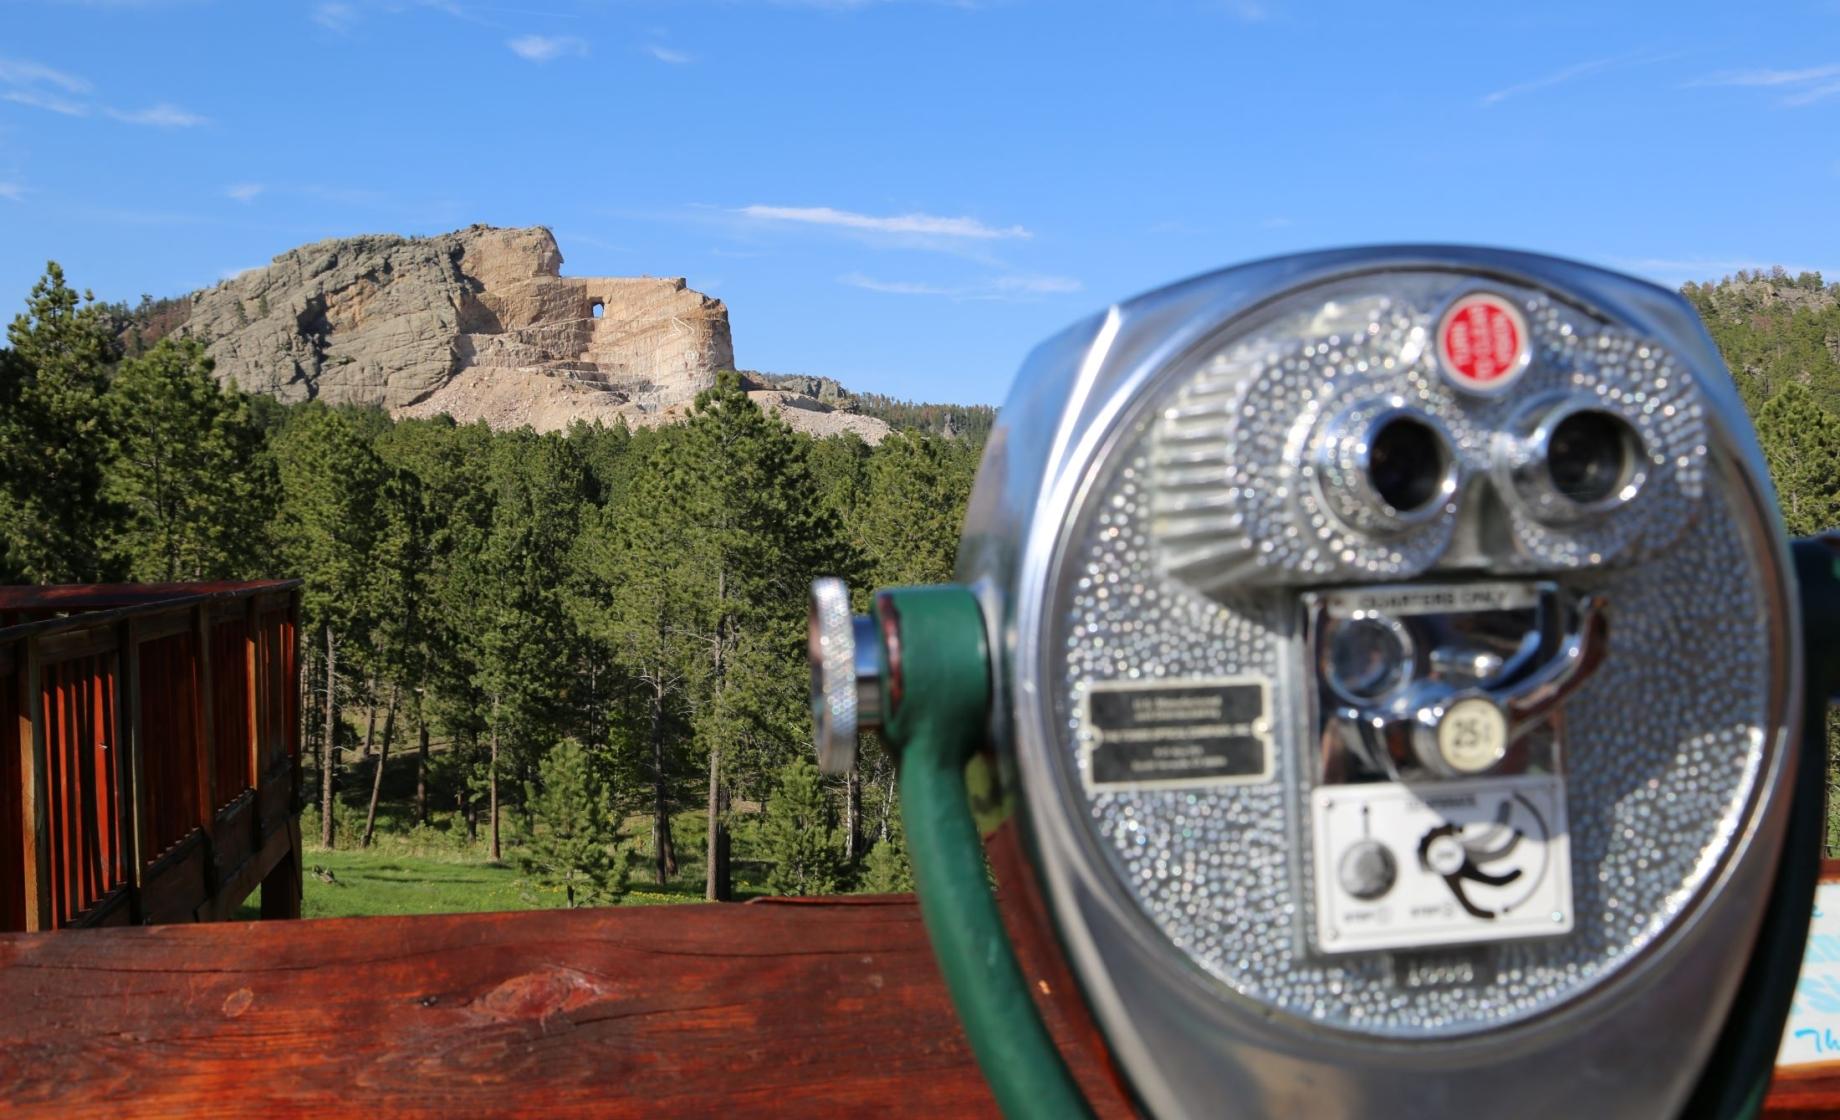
[[808, 247, 1840, 1120]]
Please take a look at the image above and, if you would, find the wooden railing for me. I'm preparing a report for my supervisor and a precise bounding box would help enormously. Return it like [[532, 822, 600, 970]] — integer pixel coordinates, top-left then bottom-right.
[[0, 581, 302, 931], [0, 890, 1830, 1117]]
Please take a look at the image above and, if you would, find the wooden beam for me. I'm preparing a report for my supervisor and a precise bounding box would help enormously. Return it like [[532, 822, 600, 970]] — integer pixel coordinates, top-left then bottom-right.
[[36, 624, 118, 666], [0, 898, 1135, 1118], [245, 596, 261, 798], [122, 619, 151, 919], [192, 604, 218, 836], [15, 637, 48, 931]]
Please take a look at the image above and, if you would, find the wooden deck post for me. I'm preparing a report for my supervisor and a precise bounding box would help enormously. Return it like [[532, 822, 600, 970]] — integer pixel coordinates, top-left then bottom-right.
[[245, 597, 261, 800], [116, 620, 144, 924], [16, 638, 49, 931]]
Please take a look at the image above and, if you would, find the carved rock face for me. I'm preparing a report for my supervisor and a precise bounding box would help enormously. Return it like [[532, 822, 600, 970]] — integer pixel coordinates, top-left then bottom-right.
[[173, 224, 884, 440]]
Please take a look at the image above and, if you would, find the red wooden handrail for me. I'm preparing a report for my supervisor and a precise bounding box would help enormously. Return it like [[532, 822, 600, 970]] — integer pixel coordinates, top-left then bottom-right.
[[0, 893, 1830, 1116]]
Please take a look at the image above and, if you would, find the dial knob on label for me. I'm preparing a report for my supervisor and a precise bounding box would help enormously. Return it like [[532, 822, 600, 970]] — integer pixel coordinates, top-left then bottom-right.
[[1338, 840, 1398, 901]]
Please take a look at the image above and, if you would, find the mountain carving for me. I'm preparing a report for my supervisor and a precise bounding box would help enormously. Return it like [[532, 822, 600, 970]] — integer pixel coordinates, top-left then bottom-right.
[[169, 225, 889, 441]]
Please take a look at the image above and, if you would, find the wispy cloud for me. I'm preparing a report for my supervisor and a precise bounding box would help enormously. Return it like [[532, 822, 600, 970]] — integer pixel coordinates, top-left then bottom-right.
[[0, 58, 91, 94], [647, 44, 693, 64], [507, 34, 588, 61], [107, 102, 208, 127], [741, 204, 1030, 239], [0, 57, 205, 125], [312, 2, 359, 32], [2, 89, 89, 116], [842, 271, 1080, 301], [226, 182, 264, 203], [1692, 63, 1840, 107], [0, 181, 23, 202], [1480, 54, 1647, 107], [1223, 1, 1268, 22]]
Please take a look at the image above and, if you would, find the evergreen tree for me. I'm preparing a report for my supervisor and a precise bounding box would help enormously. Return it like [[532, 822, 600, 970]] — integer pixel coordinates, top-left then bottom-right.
[[1755, 383, 1840, 536], [570, 427, 702, 885], [474, 430, 588, 861], [105, 338, 277, 581], [0, 263, 122, 581], [861, 834, 915, 893], [673, 373, 858, 900], [855, 431, 975, 588], [273, 404, 392, 848], [375, 417, 497, 829], [519, 739, 628, 907], [761, 756, 846, 896]]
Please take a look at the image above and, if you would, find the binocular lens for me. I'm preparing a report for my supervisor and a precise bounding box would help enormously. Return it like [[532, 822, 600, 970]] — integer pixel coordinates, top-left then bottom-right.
[[1367, 415, 1448, 515], [1546, 410, 1638, 506]]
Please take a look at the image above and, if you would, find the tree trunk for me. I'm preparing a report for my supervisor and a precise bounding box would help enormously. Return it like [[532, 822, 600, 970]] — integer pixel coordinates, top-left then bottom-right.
[[301, 639, 317, 782], [489, 694, 501, 863], [519, 757, 535, 834], [706, 568, 731, 902], [649, 677, 676, 885], [321, 627, 338, 849], [361, 681, 400, 847], [415, 696, 429, 827], [705, 746, 730, 902], [361, 669, 379, 760], [845, 767, 861, 861]]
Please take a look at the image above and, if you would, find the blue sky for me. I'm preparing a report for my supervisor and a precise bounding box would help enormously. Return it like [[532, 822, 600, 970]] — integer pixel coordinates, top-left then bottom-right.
[[1, 1, 1837, 405]]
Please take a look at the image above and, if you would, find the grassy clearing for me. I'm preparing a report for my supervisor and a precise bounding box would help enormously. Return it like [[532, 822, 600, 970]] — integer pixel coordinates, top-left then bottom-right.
[[276, 741, 773, 919]]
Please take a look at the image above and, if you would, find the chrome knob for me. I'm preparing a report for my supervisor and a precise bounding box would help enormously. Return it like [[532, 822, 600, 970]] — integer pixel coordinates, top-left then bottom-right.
[[808, 578, 883, 774]]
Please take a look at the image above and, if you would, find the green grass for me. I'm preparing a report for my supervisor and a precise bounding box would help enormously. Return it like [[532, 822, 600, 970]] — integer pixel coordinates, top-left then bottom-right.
[[269, 739, 777, 920], [299, 849, 548, 918]]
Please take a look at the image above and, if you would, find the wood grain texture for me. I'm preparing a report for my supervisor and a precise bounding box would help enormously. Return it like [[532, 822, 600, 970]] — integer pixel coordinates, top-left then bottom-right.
[[0, 890, 1835, 1116], [0, 897, 1131, 1118]]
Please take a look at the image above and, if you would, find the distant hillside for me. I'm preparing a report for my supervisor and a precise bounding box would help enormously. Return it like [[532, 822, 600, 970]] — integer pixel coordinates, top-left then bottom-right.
[[740, 372, 996, 445], [1681, 268, 1840, 414]]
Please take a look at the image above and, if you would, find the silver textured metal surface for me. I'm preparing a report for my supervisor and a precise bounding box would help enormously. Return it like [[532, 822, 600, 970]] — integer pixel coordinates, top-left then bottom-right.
[[957, 247, 1802, 1119], [809, 577, 859, 775]]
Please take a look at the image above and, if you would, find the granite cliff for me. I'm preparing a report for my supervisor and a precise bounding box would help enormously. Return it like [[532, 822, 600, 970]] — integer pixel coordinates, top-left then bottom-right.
[[165, 225, 889, 441]]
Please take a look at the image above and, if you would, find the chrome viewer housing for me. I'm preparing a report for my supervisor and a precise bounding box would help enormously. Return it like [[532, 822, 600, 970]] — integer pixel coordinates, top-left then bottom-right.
[[956, 247, 1801, 1120]]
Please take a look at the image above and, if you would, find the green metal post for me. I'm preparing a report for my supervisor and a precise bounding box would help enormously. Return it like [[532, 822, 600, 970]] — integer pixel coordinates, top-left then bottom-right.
[[876, 585, 1095, 1120]]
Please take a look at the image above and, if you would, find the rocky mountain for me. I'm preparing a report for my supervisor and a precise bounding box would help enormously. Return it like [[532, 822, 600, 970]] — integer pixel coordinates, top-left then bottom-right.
[[1681, 268, 1840, 414], [154, 225, 890, 442]]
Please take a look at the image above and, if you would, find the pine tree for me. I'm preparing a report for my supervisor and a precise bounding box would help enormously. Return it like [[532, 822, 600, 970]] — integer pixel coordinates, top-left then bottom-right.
[[374, 417, 497, 829], [0, 262, 122, 582], [570, 427, 701, 885], [855, 430, 976, 588], [761, 756, 845, 896], [519, 739, 629, 907], [861, 834, 915, 893], [106, 338, 277, 581], [1755, 383, 1840, 536], [273, 404, 393, 848], [474, 430, 588, 862], [673, 373, 859, 900]]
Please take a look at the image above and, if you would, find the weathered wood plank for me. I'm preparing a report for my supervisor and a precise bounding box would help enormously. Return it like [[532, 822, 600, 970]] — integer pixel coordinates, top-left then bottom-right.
[[0, 898, 1134, 1118], [0, 889, 1834, 1115], [16, 638, 48, 930]]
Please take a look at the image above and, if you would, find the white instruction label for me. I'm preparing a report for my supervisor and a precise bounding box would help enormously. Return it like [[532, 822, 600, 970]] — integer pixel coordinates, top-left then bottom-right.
[[1311, 776, 1572, 955]]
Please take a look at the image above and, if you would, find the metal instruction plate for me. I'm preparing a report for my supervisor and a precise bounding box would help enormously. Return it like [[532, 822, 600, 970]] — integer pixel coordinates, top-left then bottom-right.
[[1081, 677, 1273, 791]]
